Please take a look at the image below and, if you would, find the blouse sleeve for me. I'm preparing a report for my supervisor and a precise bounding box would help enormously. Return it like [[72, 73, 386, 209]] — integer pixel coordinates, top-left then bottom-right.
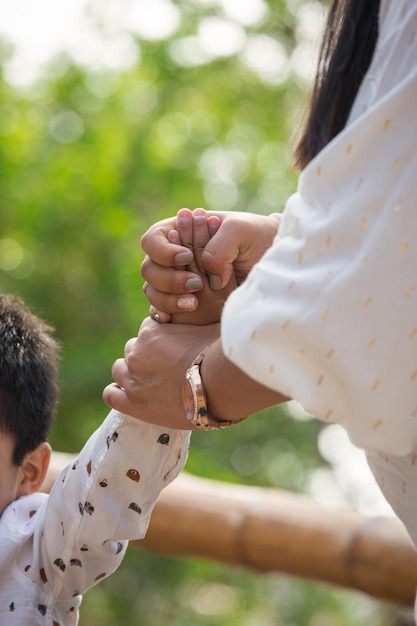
[[221, 2, 417, 456]]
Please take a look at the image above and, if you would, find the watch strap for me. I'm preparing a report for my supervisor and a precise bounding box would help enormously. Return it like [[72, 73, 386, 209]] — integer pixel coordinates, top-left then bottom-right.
[[186, 347, 245, 431]]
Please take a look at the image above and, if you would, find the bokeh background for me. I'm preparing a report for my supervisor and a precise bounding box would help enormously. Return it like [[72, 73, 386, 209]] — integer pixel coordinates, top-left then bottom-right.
[[0, 0, 408, 624]]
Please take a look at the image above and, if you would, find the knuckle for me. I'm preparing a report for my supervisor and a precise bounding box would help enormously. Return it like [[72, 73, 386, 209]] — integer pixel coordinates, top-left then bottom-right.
[[140, 227, 155, 251], [111, 358, 121, 378], [124, 337, 137, 358], [144, 285, 157, 307], [174, 271, 189, 293], [125, 348, 140, 372], [140, 256, 150, 280], [161, 270, 187, 294], [201, 247, 217, 269], [138, 318, 154, 338]]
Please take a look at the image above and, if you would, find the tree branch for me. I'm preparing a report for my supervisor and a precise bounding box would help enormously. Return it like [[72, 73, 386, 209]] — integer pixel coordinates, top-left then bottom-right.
[[43, 452, 417, 607]]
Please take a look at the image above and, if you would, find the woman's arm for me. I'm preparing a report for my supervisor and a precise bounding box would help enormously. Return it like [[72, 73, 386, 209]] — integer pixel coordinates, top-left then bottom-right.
[[103, 319, 287, 430], [201, 339, 288, 425]]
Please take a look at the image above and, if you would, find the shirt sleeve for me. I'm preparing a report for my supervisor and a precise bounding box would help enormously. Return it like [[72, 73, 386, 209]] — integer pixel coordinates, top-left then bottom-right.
[[221, 2, 417, 456], [36, 410, 190, 599]]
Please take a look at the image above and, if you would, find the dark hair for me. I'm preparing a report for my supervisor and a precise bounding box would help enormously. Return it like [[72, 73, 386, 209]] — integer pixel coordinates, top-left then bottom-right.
[[293, 0, 380, 170], [0, 294, 60, 465]]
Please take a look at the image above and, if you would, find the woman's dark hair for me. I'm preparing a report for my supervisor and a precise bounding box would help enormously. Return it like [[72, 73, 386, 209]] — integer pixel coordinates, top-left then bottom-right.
[[0, 294, 60, 465], [293, 0, 380, 170]]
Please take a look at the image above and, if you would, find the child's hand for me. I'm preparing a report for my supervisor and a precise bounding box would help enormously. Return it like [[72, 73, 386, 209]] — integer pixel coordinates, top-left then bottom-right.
[[154, 208, 236, 326], [142, 211, 281, 322]]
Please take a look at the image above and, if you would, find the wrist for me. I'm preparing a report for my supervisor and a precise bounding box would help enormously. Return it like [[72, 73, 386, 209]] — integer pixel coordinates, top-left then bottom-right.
[[269, 212, 282, 233], [202, 339, 289, 422], [182, 344, 245, 430]]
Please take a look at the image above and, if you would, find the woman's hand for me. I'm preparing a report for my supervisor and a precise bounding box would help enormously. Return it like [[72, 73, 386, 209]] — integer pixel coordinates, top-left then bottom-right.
[[141, 210, 281, 318], [103, 316, 287, 429], [102, 317, 221, 429]]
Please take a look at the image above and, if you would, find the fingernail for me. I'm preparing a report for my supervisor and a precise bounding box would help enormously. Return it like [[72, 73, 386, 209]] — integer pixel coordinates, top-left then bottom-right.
[[209, 274, 222, 291], [193, 208, 206, 220], [177, 297, 197, 310], [185, 276, 203, 291], [175, 251, 193, 265]]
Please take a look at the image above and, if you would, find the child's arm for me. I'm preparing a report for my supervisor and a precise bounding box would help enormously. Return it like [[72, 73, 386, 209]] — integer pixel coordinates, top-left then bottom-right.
[[32, 410, 189, 617], [22, 213, 226, 618]]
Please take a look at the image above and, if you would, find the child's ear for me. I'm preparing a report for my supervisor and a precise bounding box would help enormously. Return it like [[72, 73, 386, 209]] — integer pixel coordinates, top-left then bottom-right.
[[17, 442, 52, 498]]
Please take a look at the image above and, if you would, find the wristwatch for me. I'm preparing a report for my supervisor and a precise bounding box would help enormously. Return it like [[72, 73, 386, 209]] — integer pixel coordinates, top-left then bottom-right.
[[182, 348, 239, 430]]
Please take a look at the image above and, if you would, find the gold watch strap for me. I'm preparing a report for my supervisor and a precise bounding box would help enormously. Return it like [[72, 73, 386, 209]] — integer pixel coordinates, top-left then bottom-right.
[[190, 347, 246, 431]]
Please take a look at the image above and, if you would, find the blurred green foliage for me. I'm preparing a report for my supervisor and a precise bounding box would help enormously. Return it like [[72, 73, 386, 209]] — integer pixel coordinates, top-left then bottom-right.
[[0, 0, 406, 624]]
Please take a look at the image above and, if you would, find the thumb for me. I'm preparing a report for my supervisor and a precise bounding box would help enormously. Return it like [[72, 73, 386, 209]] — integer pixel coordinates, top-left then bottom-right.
[[200, 230, 239, 290]]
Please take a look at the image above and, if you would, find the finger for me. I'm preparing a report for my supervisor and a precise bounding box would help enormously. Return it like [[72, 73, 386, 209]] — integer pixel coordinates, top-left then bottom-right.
[[123, 338, 138, 359], [144, 283, 198, 314], [200, 225, 240, 290], [141, 258, 203, 294], [175, 208, 194, 249], [169, 221, 202, 275], [192, 208, 211, 275], [141, 218, 193, 267], [109, 356, 129, 387], [167, 229, 180, 246], [103, 382, 136, 416], [149, 305, 172, 324], [207, 215, 221, 237]]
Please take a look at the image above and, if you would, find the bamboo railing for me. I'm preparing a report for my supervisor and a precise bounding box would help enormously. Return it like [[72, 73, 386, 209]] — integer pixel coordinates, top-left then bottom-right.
[[43, 452, 417, 607]]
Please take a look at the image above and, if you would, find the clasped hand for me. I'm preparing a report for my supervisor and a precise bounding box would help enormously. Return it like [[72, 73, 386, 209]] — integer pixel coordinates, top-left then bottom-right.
[[103, 208, 281, 429]]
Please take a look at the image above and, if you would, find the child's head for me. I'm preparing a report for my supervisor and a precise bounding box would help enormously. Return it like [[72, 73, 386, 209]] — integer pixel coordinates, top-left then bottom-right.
[[0, 294, 60, 513]]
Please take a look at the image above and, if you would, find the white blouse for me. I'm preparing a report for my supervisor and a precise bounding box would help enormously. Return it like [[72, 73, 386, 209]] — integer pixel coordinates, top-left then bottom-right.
[[222, 0, 417, 458]]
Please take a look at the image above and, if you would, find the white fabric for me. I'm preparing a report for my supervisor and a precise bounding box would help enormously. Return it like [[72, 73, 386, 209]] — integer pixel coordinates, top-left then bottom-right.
[[0, 410, 190, 625], [222, 0, 417, 575], [222, 0, 417, 457]]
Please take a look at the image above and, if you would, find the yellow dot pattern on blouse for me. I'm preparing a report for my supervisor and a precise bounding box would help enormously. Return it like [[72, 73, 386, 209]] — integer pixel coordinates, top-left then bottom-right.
[[221, 0, 417, 456]]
